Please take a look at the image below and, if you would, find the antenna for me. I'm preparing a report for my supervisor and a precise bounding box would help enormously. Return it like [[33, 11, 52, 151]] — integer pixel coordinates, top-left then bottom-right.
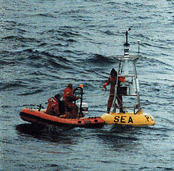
[[138, 40, 140, 56], [124, 28, 131, 55]]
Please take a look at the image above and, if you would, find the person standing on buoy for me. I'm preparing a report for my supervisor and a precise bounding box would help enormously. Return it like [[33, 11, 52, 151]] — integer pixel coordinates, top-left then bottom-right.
[[103, 68, 125, 113], [63, 83, 80, 118]]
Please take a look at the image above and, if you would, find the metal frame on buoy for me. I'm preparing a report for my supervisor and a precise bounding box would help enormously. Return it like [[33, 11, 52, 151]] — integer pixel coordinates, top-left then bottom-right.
[[112, 29, 141, 114]]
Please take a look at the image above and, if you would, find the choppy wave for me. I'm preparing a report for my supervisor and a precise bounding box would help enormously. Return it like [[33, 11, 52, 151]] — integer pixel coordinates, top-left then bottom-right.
[[1, 0, 174, 170]]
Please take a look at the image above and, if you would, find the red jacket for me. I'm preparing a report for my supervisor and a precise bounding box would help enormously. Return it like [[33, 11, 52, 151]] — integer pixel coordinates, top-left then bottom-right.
[[104, 76, 122, 95], [46, 97, 60, 116], [63, 87, 79, 102]]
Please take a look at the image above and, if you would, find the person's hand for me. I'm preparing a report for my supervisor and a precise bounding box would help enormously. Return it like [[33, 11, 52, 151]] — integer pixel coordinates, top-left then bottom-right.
[[103, 85, 107, 91]]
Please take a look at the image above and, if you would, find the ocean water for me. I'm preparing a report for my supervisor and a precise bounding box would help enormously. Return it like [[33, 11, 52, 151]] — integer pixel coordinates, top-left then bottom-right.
[[1, 0, 174, 170]]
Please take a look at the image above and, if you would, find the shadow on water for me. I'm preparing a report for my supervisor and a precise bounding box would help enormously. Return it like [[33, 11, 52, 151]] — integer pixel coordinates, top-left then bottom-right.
[[15, 123, 154, 150], [15, 123, 75, 143], [96, 125, 141, 150]]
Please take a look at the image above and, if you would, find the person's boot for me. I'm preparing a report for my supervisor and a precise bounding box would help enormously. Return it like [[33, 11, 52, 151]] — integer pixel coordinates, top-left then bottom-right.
[[107, 108, 110, 114], [120, 108, 125, 113]]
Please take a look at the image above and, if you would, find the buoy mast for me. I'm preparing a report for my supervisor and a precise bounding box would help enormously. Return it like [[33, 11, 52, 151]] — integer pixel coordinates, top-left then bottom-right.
[[101, 30, 155, 126], [112, 29, 141, 114]]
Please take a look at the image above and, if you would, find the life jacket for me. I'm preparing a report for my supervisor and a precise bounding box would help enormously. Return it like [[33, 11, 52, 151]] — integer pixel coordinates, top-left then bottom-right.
[[104, 75, 116, 89], [46, 97, 60, 116], [63, 87, 78, 102], [104, 75, 125, 95]]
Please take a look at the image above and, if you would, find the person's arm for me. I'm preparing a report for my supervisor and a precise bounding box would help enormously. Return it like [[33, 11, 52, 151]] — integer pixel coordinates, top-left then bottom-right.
[[53, 103, 60, 116], [103, 76, 111, 90]]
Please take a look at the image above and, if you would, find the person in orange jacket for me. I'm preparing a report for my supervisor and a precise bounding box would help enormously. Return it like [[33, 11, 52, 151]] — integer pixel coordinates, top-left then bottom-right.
[[63, 83, 80, 118], [103, 68, 125, 113], [46, 94, 62, 116]]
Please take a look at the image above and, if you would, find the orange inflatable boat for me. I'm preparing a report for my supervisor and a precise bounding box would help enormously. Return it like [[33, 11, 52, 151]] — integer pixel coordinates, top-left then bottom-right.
[[20, 108, 105, 129], [20, 86, 105, 129]]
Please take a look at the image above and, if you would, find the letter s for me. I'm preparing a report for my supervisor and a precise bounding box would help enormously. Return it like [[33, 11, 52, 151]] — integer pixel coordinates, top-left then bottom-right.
[[114, 116, 120, 123]]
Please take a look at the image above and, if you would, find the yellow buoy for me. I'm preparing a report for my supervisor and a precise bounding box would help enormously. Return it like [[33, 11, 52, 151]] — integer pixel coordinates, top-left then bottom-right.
[[101, 30, 155, 127], [101, 110, 155, 126]]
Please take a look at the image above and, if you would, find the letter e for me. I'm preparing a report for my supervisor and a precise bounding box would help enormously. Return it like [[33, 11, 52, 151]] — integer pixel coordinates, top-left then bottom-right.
[[121, 116, 126, 123]]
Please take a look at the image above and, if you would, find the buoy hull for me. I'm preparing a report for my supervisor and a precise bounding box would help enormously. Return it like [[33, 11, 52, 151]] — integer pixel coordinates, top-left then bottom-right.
[[101, 111, 155, 126]]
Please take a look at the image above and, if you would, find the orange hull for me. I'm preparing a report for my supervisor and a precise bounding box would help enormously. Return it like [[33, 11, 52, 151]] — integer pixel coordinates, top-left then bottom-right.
[[20, 108, 105, 128]]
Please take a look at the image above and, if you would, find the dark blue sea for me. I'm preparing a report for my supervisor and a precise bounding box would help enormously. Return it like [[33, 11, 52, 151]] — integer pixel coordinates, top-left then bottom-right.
[[1, 0, 174, 170]]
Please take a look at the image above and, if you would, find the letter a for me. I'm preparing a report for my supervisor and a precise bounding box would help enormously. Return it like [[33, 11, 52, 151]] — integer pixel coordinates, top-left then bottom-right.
[[128, 117, 133, 123]]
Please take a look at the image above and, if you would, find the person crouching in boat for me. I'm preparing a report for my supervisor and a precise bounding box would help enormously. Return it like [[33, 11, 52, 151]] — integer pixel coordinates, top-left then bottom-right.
[[46, 94, 62, 116], [103, 68, 125, 113], [63, 83, 80, 118]]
